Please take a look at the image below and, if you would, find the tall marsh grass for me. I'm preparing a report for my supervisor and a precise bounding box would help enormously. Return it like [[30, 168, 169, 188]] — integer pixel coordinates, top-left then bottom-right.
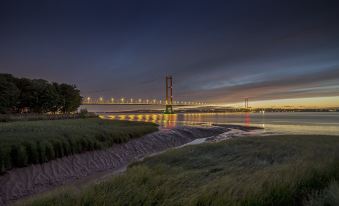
[[20, 135, 339, 206], [0, 118, 158, 172]]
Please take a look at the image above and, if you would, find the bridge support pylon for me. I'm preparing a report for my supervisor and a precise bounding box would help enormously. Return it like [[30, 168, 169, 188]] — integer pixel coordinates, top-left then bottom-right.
[[164, 75, 174, 114]]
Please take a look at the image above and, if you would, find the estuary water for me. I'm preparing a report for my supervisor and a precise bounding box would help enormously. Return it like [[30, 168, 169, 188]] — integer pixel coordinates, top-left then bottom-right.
[[80, 105, 339, 135], [100, 112, 339, 136]]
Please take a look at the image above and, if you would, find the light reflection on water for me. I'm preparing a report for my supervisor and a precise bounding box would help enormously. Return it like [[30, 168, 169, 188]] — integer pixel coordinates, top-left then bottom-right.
[[100, 112, 339, 135]]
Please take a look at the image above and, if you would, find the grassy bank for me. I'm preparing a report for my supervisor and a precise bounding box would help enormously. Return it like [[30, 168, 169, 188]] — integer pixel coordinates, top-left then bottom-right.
[[0, 112, 97, 122], [20, 135, 339, 206], [0, 118, 158, 173]]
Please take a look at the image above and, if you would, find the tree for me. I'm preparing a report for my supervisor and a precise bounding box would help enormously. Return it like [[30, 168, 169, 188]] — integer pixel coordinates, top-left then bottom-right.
[[51, 82, 64, 113], [0, 74, 19, 113], [29, 79, 60, 113], [0, 73, 82, 113], [56, 84, 82, 113], [15, 78, 35, 112]]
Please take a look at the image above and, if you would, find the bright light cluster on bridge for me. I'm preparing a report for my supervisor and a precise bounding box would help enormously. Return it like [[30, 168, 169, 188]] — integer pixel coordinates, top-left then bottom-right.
[[83, 97, 207, 105]]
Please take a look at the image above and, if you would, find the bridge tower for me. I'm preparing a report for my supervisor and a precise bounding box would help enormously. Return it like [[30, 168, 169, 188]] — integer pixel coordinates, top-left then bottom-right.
[[245, 98, 249, 109], [165, 75, 174, 114]]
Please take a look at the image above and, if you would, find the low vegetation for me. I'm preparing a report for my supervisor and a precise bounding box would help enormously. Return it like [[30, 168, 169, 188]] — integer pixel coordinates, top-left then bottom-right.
[[305, 181, 339, 206], [0, 118, 158, 173], [0, 109, 96, 122], [20, 135, 339, 206]]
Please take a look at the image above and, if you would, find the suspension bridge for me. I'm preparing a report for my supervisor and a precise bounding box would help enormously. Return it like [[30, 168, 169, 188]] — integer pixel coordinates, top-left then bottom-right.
[[82, 75, 207, 113]]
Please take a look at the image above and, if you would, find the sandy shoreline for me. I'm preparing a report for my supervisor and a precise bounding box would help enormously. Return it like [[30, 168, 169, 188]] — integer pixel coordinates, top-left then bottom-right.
[[0, 125, 260, 205]]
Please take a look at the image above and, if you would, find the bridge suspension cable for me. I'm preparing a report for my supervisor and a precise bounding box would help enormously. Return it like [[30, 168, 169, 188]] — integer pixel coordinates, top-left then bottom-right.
[[82, 75, 207, 107]]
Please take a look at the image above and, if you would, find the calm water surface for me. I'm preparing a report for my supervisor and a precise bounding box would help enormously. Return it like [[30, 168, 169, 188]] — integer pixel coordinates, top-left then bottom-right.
[[99, 112, 339, 136]]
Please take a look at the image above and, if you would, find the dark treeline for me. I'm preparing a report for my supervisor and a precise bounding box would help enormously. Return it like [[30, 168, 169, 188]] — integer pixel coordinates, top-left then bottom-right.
[[0, 74, 82, 114]]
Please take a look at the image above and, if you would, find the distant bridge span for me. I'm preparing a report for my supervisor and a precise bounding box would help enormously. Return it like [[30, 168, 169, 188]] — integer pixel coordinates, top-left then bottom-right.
[[82, 103, 203, 106], [81, 75, 207, 112]]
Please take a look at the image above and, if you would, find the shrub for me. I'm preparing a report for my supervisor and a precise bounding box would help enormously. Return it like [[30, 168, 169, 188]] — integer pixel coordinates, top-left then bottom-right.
[[79, 109, 89, 118], [24, 141, 39, 164], [10, 145, 28, 167]]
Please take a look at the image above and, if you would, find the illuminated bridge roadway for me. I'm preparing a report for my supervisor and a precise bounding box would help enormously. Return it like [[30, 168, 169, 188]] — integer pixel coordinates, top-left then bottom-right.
[[81, 76, 208, 112], [82, 98, 207, 107]]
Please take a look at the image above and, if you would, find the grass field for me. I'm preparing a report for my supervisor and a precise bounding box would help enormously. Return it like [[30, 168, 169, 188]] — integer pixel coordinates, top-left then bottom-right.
[[20, 135, 339, 206], [0, 118, 158, 172]]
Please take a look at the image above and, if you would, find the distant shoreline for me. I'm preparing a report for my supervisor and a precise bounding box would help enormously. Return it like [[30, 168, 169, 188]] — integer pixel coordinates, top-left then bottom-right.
[[94, 110, 339, 114]]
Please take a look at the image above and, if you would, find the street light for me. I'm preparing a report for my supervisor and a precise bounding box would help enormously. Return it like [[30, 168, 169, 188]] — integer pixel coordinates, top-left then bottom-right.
[[130, 98, 133, 104], [111, 98, 114, 103], [87, 97, 91, 103], [121, 98, 124, 103], [138, 98, 142, 103]]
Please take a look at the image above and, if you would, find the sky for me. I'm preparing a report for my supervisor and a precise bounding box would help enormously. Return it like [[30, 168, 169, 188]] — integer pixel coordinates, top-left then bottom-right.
[[0, 0, 339, 107]]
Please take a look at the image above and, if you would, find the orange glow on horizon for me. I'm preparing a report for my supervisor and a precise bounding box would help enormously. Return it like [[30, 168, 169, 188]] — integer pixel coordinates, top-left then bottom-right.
[[219, 96, 339, 108]]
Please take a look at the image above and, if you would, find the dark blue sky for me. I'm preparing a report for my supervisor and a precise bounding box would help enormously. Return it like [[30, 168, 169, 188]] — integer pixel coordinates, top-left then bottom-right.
[[1, 0, 339, 104]]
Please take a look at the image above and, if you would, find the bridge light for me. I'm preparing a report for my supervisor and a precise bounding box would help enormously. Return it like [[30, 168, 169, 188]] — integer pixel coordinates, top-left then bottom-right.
[[153, 99, 156, 104], [160, 100, 162, 104], [130, 98, 133, 103], [87, 97, 91, 102], [121, 98, 124, 103], [111, 98, 114, 103], [146, 99, 149, 104], [99, 97, 103, 102], [138, 98, 142, 103]]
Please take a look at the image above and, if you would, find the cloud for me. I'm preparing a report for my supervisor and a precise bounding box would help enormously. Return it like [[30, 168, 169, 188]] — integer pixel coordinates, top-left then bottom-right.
[[179, 66, 339, 103]]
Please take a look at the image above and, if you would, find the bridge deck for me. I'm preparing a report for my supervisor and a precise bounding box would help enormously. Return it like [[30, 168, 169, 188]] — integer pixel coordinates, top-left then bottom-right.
[[81, 103, 199, 106]]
